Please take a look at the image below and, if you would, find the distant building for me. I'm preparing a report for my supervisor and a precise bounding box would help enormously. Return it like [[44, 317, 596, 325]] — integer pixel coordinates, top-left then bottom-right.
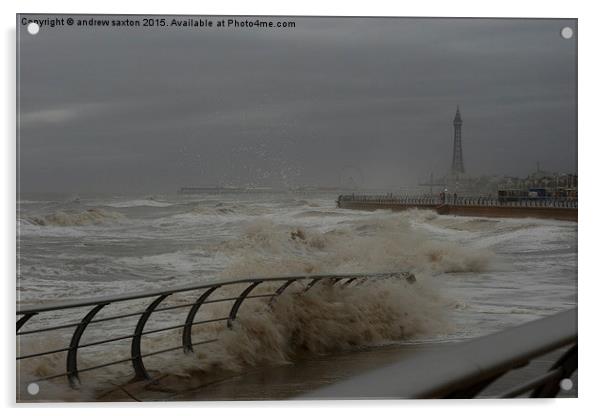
[[498, 166, 577, 199]]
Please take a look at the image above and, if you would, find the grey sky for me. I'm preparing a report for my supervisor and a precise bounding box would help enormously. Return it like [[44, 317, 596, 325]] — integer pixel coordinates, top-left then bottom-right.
[[18, 16, 577, 193]]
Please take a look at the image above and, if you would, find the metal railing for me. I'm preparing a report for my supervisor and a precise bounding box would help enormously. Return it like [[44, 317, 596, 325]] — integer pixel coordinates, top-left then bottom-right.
[[299, 308, 577, 399], [16, 271, 415, 389], [337, 194, 578, 209]]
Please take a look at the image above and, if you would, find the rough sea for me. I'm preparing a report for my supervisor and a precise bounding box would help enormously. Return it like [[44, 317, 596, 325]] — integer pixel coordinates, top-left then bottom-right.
[[16, 191, 577, 400]]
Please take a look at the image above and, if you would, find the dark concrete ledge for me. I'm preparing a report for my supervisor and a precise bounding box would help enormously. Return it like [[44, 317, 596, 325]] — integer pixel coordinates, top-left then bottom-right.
[[338, 202, 577, 222]]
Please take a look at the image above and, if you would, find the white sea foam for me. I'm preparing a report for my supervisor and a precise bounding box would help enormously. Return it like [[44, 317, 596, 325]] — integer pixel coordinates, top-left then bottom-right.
[[216, 213, 493, 278], [103, 199, 173, 208]]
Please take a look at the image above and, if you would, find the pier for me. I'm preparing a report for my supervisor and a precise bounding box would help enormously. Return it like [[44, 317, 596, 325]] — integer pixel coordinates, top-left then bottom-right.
[[337, 194, 577, 222]]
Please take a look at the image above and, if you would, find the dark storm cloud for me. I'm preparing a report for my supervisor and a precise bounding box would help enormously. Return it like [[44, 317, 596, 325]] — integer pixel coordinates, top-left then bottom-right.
[[17, 16, 577, 193]]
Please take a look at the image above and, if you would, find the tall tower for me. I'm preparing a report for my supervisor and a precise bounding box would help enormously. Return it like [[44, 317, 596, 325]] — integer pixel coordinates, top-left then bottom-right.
[[451, 105, 465, 175]]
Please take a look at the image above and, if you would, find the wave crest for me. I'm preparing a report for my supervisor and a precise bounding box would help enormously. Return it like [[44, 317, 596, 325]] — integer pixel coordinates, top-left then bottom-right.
[[23, 208, 124, 226], [217, 215, 493, 278], [198, 278, 449, 373]]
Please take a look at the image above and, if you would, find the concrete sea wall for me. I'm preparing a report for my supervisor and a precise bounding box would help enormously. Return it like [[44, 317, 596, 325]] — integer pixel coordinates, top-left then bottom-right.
[[338, 201, 577, 222]]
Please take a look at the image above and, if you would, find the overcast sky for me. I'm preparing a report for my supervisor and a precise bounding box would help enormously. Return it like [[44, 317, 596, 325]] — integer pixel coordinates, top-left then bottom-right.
[[18, 16, 577, 193]]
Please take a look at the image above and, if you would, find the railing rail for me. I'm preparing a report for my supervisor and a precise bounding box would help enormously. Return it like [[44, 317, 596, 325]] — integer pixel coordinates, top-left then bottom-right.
[[17, 271, 415, 388], [299, 308, 577, 399], [337, 194, 578, 209]]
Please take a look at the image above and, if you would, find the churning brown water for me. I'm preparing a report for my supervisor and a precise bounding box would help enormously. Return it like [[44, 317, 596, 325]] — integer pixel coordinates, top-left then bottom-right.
[[17, 191, 577, 401]]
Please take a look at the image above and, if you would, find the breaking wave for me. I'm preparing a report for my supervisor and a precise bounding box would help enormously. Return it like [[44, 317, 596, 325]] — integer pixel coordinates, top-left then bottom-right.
[[22, 208, 124, 227], [189, 204, 240, 216], [292, 210, 345, 218], [217, 214, 493, 277], [18, 275, 451, 401], [212, 279, 449, 368], [103, 199, 172, 208], [180, 202, 268, 218], [290, 199, 321, 207]]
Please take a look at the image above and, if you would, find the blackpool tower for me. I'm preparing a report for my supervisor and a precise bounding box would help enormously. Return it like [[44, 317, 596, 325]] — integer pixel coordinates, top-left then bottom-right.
[[451, 105, 465, 175]]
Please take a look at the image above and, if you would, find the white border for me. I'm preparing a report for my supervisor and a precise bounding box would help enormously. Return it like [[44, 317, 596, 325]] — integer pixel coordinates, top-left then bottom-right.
[[2, 1, 600, 415]]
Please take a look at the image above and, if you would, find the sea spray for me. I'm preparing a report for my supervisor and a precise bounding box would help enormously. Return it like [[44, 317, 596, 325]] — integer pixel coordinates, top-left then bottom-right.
[[142, 276, 450, 394], [213, 278, 449, 369], [17, 275, 451, 400]]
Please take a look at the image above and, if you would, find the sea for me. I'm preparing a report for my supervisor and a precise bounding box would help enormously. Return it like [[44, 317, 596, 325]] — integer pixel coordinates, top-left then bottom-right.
[[16, 191, 577, 400]]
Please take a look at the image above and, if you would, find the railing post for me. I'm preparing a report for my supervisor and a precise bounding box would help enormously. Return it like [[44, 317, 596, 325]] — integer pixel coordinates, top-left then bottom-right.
[[268, 279, 296, 307], [131, 294, 171, 381], [227, 282, 262, 329], [16, 313, 36, 333], [303, 277, 322, 293], [182, 286, 221, 353], [66, 303, 108, 388]]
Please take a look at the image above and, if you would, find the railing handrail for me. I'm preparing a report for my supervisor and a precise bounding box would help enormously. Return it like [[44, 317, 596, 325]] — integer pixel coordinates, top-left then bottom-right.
[[17, 271, 405, 315], [16, 271, 415, 388], [337, 193, 578, 209], [298, 308, 577, 399]]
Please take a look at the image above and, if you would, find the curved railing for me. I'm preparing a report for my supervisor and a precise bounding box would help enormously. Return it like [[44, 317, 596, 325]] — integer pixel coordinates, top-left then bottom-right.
[[16, 271, 415, 389], [337, 194, 578, 209]]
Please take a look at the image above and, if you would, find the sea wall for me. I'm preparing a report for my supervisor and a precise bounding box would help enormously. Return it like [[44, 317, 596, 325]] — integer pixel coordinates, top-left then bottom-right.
[[337, 201, 577, 222]]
